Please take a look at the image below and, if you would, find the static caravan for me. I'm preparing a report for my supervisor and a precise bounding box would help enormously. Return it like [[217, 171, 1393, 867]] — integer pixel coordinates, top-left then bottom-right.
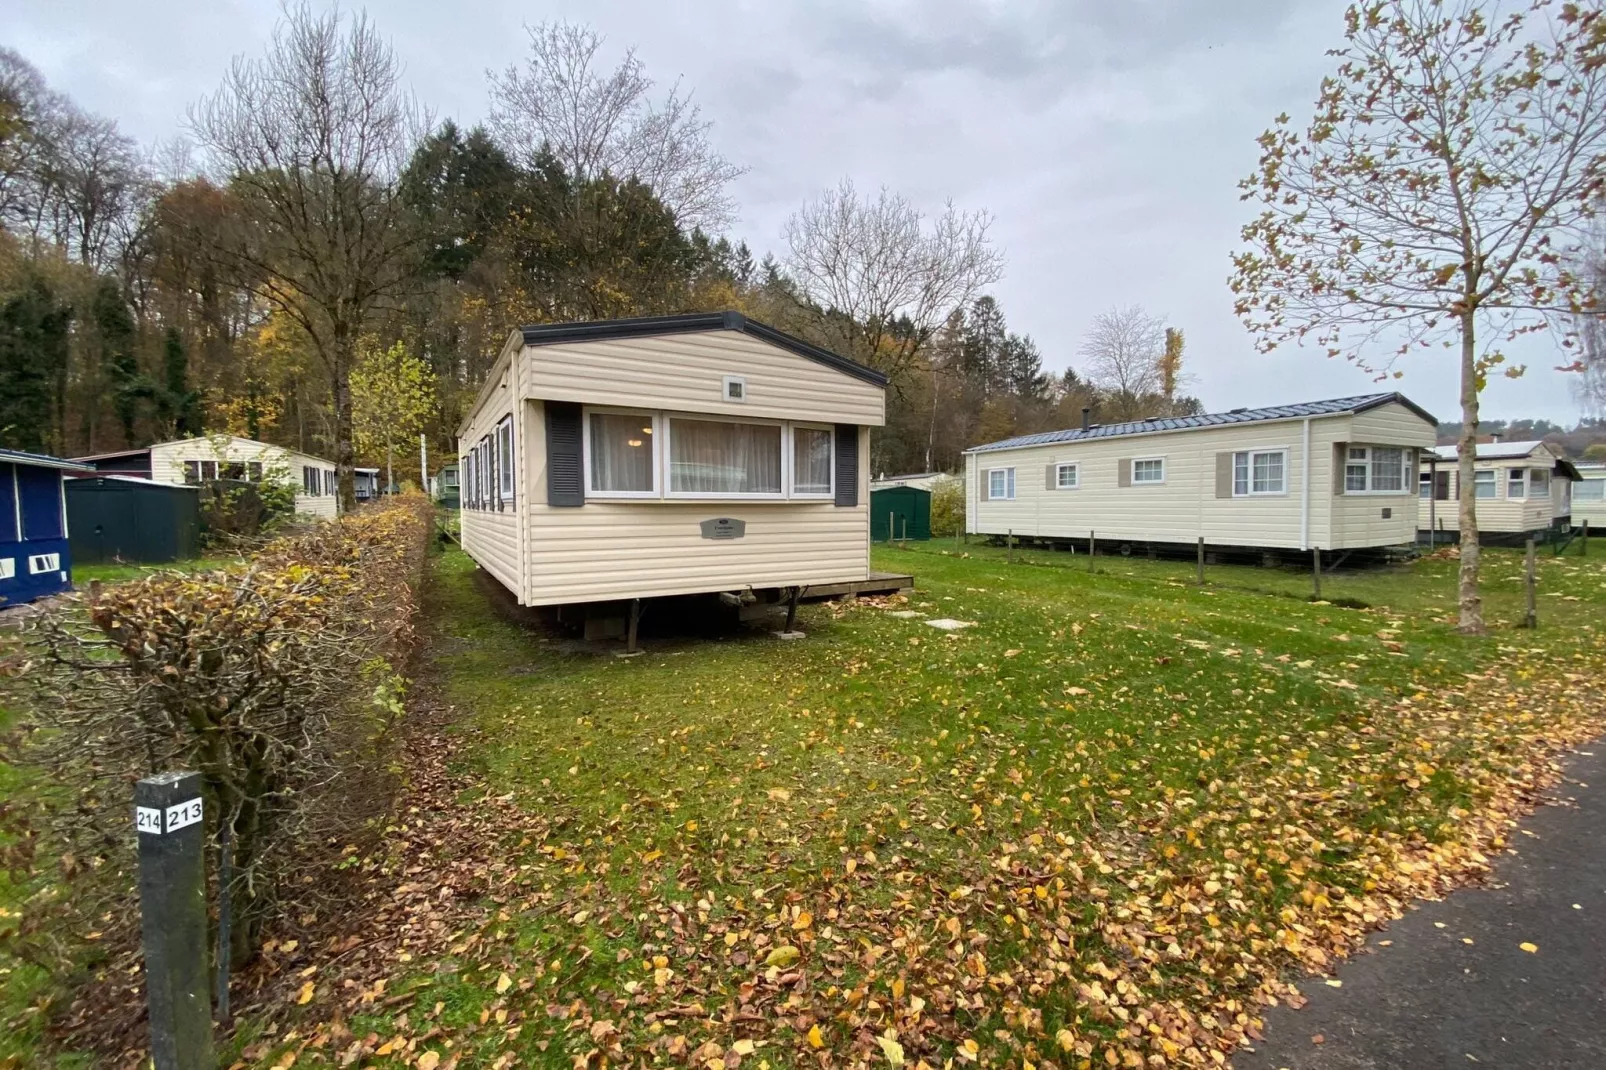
[[1574, 463, 1606, 530], [456, 312, 904, 615], [964, 392, 1437, 554], [76, 435, 339, 518], [1418, 441, 1581, 542], [1, 449, 91, 606]]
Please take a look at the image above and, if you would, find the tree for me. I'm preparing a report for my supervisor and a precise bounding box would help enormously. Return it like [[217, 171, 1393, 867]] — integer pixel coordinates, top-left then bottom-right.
[[400, 121, 520, 281], [154, 327, 203, 437], [783, 179, 1003, 383], [0, 275, 72, 452], [189, 3, 423, 513], [352, 339, 437, 495], [1080, 305, 1166, 420], [487, 21, 746, 231], [1577, 226, 1606, 418], [1158, 328, 1184, 404], [1232, 0, 1606, 634], [90, 277, 143, 447]]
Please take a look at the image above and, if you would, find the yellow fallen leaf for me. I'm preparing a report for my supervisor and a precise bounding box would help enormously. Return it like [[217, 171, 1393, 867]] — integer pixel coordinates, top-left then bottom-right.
[[641, 849, 662, 863], [767, 787, 791, 801], [876, 1034, 906, 1067], [295, 981, 314, 1005], [1324, 979, 1342, 988], [275, 1052, 297, 1070], [495, 972, 513, 994], [731, 1039, 756, 1056], [808, 1025, 825, 1048], [793, 911, 813, 930], [765, 945, 800, 967], [1520, 942, 1539, 953], [280, 939, 299, 953], [1056, 1028, 1076, 1051], [417, 1053, 441, 1070]]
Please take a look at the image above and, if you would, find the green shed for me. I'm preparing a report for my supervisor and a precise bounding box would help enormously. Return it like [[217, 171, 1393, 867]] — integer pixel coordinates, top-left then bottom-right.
[[67, 476, 201, 564], [871, 485, 931, 542]]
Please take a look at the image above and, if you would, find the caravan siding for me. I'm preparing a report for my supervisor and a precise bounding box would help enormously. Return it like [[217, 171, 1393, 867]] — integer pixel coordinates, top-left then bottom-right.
[[1416, 451, 1569, 535], [457, 361, 524, 598], [147, 437, 338, 518], [1330, 402, 1437, 546], [519, 330, 885, 426], [1574, 467, 1606, 528], [517, 400, 873, 604]]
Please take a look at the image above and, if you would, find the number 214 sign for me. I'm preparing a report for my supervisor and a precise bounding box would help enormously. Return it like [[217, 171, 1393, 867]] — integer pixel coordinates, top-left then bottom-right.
[[135, 798, 204, 835]]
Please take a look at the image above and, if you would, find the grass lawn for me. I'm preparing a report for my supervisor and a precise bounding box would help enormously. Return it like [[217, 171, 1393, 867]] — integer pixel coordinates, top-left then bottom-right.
[[69, 555, 244, 587], [242, 539, 1606, 1070]]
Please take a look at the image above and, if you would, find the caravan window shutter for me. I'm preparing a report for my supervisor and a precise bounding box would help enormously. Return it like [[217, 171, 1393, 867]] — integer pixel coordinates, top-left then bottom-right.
[[546, 401, 584, 506], [833, 424, 859, 506]]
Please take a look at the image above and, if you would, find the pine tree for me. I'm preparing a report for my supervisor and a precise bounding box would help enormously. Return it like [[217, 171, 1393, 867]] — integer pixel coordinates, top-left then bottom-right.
[[0, 278, 72, 453]]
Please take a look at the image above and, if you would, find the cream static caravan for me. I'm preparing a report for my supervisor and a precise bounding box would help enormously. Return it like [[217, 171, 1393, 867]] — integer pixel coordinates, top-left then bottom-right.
[[964, 393, 1437, 554], [1573, 463, 1606, 530], [74, 434, 339, 518], [1418, 440, 1581, 542], [455, 312, 902, 611]]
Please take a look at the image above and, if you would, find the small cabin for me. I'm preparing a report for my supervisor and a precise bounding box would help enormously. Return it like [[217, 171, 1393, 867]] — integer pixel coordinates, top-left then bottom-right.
[[1, 449, 91, 606], [456, 312, 905, 612], [1418, 440, 1580, 542], [1574, 462, 1606, 530], [964, 393, 1438, 554], [75, 435, 338, 518]]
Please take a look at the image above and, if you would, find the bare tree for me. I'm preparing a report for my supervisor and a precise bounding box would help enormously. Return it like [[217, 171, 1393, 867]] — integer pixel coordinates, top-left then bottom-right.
[[190, 3, 423, 513], [1578, 226, 1606, 418], [1232, 0, 1606, 634], [783, 179, 1004, 382], [1080, 304, 1166, 420], [487, 21, 746, 231]]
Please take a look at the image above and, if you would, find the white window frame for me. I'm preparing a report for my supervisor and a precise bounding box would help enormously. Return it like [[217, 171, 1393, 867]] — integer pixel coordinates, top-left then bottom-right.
[[1343, 446, 1413, 495], [1473, 469, 1497, 499], [1506, 467, 1526, 499], [1528, 467, 1550, 496], [1131, 457, 1166, 485], [496, 416, 515, 503], [722, 375, 747, 403], [1055, 462, 1079, 490], [789, 423, 835, 499], [583, 407, 661, 500], [664, 412, 787, 501], [1232, 448, 1288, 497], [987, 467, 1016, 500]]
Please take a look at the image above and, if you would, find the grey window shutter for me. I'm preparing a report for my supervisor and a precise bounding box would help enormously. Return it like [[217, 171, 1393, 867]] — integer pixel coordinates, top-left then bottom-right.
[[979, 470, 991, 502], [1045, 463, 1057, 490], [1333, 443, 1346, 495], [545, 400, 584, 507], [1117, 458, 1131, 488], [1215, 452, 1234, 498], [834, 424, 858, 506]]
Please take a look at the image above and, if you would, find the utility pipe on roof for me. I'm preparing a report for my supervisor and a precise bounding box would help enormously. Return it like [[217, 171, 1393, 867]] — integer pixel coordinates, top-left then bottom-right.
[[1301, 417, 1312, 550]]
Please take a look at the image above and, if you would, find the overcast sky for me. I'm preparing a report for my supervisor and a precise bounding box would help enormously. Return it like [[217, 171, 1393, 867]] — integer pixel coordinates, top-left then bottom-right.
[[5, 0, 1589, 424]]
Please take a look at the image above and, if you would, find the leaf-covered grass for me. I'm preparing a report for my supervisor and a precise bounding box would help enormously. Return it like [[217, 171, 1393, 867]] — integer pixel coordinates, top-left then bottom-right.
[[84, 543, 1606, 1067]]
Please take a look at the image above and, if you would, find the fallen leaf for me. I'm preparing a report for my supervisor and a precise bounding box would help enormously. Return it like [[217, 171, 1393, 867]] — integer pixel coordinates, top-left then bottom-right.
[[295, 981, 314, 1005], [807, 1025, 824, 1049], [495, 972, 513, 994], [876, 1034, 906, 1068], [417, 1053, 441, 1070], [765, 945, 800, 967], [1520, 942, 1539, 953]]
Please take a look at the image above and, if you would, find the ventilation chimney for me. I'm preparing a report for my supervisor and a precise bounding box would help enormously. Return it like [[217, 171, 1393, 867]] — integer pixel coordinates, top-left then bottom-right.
[[1081, 407, 1091, 431], [1490, 433, 1501, 444]]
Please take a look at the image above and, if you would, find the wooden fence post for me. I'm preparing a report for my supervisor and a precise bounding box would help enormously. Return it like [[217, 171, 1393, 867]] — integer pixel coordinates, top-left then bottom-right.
[[1196, 537, 1205, 585], [1311, 547, 1322, 600], [135, 772, 214, 1070], [1524, 538, 1537, 628], [1007, 529, 1014, 564], [1583, 519, 1589, 556], [1088, 530, 1096, 572]]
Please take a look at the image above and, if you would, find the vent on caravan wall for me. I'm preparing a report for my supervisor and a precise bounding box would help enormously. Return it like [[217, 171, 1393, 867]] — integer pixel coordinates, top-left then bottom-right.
[[723, 375, 747, 402]]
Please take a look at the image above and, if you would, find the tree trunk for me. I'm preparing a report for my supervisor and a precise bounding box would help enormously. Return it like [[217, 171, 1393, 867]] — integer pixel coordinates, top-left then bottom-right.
[[386, 442, 393, 501], [332, 327, 357, 515], [1456, 311, 1484, 634]]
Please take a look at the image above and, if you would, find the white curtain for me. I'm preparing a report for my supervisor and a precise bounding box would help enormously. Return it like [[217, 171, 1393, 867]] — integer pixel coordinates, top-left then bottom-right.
[[671, 419, 781, 493], [794, 427, 832, 493], [590, 413, 655, 492]]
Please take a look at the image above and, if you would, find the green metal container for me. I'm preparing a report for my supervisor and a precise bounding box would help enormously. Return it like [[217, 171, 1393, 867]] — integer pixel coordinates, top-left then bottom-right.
[[871, 485, 931, 541], [67, 477, 201, 564]]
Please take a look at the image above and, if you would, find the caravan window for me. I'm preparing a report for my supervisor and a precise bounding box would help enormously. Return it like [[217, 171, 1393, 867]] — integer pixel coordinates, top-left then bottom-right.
[[668, 418, 782, 496], [496, 417, 515, 503], [1344, 446, 1411, 493], [1233, 449, 1286, 495], [792, 426, 833, 497], [588, 412, 657, 496]]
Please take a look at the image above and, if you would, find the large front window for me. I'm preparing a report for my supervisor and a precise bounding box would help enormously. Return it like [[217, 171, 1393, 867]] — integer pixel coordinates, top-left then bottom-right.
[[1474, 470, 1496, 498], [792, 426, 833, 496], [669, 418, 782, 495], [589, 412, 656, 495]]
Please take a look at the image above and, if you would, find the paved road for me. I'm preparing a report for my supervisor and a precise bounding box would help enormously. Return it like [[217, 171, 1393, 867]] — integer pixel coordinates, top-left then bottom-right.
[[1235, 746, 1606, 1070]]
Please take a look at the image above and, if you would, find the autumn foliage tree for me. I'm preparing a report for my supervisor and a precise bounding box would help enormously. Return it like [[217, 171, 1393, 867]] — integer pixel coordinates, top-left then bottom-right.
[[1232, 0, 1606, 634], [352, 338, 438, 493]]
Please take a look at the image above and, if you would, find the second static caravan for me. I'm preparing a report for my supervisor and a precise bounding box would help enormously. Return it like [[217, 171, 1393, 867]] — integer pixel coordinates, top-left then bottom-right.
[[964, 392, 1438, 556], [455, 312, 907, 631]]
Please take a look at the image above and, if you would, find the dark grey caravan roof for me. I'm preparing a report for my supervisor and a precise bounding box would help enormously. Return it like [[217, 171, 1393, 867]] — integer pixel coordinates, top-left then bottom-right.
[[518, 311, 889, 388], [965, 392, 1437, 454]]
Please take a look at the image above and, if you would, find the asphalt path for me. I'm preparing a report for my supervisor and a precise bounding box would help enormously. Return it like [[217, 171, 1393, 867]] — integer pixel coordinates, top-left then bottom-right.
[[1234, 745, 1606, 1070]]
